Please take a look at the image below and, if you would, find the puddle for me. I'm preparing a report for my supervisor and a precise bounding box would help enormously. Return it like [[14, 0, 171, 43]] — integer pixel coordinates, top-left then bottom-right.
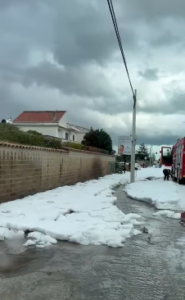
[[0, 240, 55, 277]]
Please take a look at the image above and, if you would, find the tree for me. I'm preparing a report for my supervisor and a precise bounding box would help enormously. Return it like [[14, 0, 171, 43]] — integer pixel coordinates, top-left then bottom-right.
[[137, 143, 149, 160], [82, 127, 113, 154], [150, 152, 156, 164]]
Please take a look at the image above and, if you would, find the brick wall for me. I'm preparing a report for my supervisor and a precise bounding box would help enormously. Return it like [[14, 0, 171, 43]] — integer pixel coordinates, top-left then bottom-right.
[[0, 144, 115, 203]]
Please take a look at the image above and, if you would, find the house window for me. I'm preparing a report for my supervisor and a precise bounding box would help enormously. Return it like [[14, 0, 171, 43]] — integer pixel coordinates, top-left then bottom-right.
[[65, 132, 69, 140], [73, 135, 75, 141]]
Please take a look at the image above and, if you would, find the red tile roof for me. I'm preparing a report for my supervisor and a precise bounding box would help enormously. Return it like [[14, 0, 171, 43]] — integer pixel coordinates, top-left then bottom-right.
[[13, 111, 66, 123]]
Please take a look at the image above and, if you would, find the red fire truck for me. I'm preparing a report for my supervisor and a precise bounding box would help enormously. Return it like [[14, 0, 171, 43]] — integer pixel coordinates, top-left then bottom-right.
[[160, 146, 172, 166], [171, 138, 185, 184]]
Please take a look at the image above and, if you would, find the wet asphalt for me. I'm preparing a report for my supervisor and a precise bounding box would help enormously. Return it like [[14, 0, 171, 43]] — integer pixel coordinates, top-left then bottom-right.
[[0, 186, 185, 300]]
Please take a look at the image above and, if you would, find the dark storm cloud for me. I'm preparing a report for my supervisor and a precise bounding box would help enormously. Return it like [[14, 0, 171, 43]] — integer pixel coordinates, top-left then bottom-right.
[[1, 0, 184, 69], [24, 62, 134, 114], [23, 62, 116, 99], [0, 82, 26, 119], [123, 1, 185, 50], [124, 0, 185, 20], [51, 1, 137, 67], [0, 0, 137, 117], [0, 0, 138, 68], [0, 0, 24, 9], [0, 61, 133, 115], [137, 87, 185, 115], [138, 68, 159, 81], [0, 0, 54, 69], [151, 30, 181, 48], [109, 127, 179, 148], [166, 89, 185, 114], [137, 134, 178, 146], [0, 0, 185, 144]]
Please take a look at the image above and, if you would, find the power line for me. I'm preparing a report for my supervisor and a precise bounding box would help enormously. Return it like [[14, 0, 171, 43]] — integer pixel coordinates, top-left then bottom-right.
[[107, 0, 134, 96], [106, 0, 135, 98]]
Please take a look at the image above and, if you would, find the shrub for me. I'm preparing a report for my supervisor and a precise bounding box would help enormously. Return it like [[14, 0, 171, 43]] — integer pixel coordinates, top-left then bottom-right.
[[44, 137, 62, 149], [84, 145, 108, 154], [27, 130, 43, 136], [0, 124, 45, 146], [27, 130, 62, 149], [82, 127, 112, 154], [61, 143, 108, 154], [62, 142, 84, 150], [0, 124, 110, 154], [0, 123, 19, 132], [0, 124, 62, 149]]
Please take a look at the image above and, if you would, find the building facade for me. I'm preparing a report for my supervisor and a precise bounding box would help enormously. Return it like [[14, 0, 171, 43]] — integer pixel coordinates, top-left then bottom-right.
[[13, 111, 89, 143]]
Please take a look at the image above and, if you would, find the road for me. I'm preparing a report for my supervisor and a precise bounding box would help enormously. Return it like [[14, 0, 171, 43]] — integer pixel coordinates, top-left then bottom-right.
[[0, 186, 185, 300]]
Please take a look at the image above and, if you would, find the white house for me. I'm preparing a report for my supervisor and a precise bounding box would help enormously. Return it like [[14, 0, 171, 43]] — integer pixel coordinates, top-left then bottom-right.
[[13, 111, 89, 143]]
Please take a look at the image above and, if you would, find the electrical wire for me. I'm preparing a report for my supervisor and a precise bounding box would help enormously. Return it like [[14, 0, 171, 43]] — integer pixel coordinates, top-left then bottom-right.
[[107, 0, 134, 95], [106, 0, 135, 98]]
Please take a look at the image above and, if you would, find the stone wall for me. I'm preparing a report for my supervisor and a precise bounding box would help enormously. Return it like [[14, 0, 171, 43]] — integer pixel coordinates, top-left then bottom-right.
[[0, 143, 115, 203]]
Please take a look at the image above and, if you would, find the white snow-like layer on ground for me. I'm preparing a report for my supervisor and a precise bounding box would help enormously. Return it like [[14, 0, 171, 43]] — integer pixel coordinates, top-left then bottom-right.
[[0, 173, 147, 248], [23, 232, 58, 248], [153, 210, 181, 219], [119, 166, 165, 182], [0, 227, 24, 241], [28, 231, 57, 244], [125, 177, 185, 216]]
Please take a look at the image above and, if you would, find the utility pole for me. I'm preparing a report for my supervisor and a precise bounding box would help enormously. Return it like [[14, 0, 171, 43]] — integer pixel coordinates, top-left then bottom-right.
[[130, 89, 137, 183]]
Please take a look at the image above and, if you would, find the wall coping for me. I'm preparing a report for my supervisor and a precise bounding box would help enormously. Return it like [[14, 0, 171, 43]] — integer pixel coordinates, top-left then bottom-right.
[[61, 146, 113, 157], [0, 141, 68, 153], [0, 142, 114, 157]]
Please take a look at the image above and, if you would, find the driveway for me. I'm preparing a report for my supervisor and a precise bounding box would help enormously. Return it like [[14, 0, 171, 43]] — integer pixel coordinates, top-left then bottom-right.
[[0, 186, 185, 300]]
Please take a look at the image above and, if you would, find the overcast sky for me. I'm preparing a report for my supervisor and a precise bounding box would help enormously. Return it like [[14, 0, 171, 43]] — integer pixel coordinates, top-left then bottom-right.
[[0, 0, 185, 149]]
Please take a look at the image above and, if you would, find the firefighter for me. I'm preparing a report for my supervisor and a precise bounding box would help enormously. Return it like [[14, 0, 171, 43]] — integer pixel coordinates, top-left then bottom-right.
[[163, 169, 171, 181]]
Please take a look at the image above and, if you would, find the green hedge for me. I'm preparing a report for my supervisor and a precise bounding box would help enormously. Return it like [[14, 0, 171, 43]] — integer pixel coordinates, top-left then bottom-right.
[[61, 143, 108, 153], [62, 142, 84, 150], [0, 124, 110, 154], [0, 124, 62, 149], [83, 145, 108, 154]]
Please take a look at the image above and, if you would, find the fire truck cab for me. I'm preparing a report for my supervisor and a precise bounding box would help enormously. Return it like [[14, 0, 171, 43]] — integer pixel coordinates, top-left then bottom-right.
[[171, 138, 185, 184]]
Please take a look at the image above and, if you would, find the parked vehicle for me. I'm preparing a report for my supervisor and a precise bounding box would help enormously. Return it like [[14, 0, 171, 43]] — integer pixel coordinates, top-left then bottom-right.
[[160, 146, 172, 167], [171, 138, 185, 184]]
